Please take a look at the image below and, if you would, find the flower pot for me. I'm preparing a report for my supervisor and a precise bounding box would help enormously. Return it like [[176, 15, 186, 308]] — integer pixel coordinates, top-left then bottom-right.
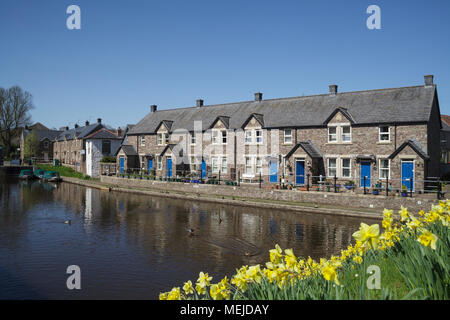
[[401, 192, 408, 197], [373, 190, 379, 195]]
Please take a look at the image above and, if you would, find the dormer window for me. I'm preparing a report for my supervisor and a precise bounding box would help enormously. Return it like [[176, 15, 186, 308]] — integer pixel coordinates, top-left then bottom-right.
[[328, 127, 337, 142], [245, 130, 252, 144], [157, 133, 169, 145], [341, 126, 351, 142], [379, 126, 390, 142], [256, 130, 263, 144]]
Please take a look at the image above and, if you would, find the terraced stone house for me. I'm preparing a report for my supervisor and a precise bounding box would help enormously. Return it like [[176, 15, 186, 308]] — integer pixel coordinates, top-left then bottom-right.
[[119, 75, 441, 192], [53, 119, 122, 176]]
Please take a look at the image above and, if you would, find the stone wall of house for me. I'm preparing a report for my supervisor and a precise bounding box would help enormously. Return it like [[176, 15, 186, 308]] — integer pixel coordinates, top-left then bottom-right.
[[53, 138, 85, 173], [121, 117, 433, 187]]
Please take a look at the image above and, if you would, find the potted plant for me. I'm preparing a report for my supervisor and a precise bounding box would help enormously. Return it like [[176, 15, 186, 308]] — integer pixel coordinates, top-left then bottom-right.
[[401, 184, 408, 197], [325, 181, 331, 192], [372, 183, 381, 195], [344, 180, 355, 190]]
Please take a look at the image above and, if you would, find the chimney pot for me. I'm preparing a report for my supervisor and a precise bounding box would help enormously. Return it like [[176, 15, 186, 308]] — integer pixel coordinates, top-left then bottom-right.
[[65, 126, 69, 131], [97, 118, 102, 124], [424, 75, 434, 86], [196, 99, 204, 107], [74, 124, 79, 129], [329, 84, 338, 95], [254, 92, 263, 101], [85, 120, 89, 126], [117, 127, 122, 137], [150, 105, 157, 113]]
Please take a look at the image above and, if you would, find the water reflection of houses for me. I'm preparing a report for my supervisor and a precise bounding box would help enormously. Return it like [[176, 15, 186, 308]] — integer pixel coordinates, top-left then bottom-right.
[[50, 182, 368, 272]]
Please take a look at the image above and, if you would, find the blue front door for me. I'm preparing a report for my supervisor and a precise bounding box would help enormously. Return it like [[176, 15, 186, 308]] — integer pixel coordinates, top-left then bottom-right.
[[270, 161, 278, 183], [167, 158, 172, 177], [401, 161, 414, 191], [148, 159, 153, 172], [360, 161, 371, 187], [295, 160, 305, 185], [120, 157, 125, 174], [201, 160, 206, 179]]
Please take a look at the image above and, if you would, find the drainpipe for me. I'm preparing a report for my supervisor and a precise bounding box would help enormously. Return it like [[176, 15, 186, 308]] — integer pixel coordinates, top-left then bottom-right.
[[394, 124, 397, 150], [234, 129, 237, 181]]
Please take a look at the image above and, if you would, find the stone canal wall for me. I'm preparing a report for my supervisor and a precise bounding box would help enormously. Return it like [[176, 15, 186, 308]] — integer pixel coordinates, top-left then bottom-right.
[[98, 176, 438, 214]]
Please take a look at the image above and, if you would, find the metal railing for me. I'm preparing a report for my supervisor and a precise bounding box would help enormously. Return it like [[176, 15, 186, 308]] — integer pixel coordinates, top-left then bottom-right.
[[112, 167, 448, 199]]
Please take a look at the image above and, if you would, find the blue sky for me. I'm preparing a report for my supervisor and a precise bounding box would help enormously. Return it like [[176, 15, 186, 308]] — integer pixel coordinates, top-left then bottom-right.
[[1, 0, 449, 129]]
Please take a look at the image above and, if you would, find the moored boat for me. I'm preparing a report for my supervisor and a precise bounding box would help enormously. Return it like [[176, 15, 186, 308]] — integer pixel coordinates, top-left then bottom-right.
[[33, 169, 46, 179], [42, 171, 62, 182], [18, 169, 36, 180]]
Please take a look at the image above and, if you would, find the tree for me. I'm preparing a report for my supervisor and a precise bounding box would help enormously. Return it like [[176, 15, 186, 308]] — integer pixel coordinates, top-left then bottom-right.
[[24, 130, 40, 159], [0, 86, 34, 157]]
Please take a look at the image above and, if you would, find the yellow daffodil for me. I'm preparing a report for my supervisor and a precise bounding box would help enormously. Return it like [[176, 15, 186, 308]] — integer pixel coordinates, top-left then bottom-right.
[[167, 287, 181, 300], [417, 229, 438, 250], [269, 244, 283, 264], [352, 223, 380, 249], [399, 206, 409, 222], [197, 271, 212, 288], [159, 292, 168, 300], [182, 280, 194, 295], [321, 264, 340, 285]]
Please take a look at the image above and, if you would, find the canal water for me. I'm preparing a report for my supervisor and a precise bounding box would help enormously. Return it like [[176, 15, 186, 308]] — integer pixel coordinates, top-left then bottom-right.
[[0, 175, 379, 299]]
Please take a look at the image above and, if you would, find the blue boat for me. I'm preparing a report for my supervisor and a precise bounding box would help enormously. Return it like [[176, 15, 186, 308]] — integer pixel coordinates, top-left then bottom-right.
[[34, 169, 46, 179], [18, 169, 36, 180], [42, 171, 61, 182]]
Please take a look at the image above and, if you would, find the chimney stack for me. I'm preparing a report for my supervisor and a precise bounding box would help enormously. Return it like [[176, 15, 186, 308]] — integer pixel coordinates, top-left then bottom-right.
[[97, 118, 102, 124], [150, 105, 157, 113], [254, 92, 263, 102], [65, 126, 69, 131], [85, 120, 89, 126], [196, 99, 204, 107], [424, 75, 434, 86], [117, 126, 122, 137], [75, 124, 79, 129], [329, 84, 338, 95]]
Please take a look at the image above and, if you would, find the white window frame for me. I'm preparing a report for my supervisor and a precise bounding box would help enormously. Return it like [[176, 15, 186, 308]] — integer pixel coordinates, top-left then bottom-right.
[[283, 129, 292, 144], [191, 133, 196, 145], [157, 156, 162, 170], [379, 126, 390, 142], [341, 158, 351, 178], [221, 130, 227, 144], [212, 130, 219, 145], [211, 156, 219, 173], [379, 158, 390, 179], [255, 130, 263, 144], [327, 158, 337, 177], [157, 133, 163, 146], [164, 133, 169, 145], [245, 156, 253, 174], [256, 157, 263, 174], [140, 136, 146, 146], [341, 126, 351, 143], [245, 130, 253, 144], [328, 126, 337, 143], [221, 157, 227, 174]]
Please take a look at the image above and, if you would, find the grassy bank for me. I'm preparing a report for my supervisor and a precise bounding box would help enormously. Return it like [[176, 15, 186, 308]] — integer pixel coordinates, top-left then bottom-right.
[[160, 202, 449, 300], [36, 164, 93, 180]]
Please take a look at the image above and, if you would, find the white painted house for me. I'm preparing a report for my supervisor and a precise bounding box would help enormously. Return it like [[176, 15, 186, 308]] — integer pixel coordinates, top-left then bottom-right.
[[85, 128, 122, 178]]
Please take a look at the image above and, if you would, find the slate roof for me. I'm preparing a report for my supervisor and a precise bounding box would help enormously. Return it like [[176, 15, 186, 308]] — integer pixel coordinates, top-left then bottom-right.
[[85, 128, 122, 140], [285, 141, 323, 159], [128, 85, 436, 135], [388, 139, 429, 160], [119, 145, 137, 156], [24, 129, 62, 141], [56, 123, 103, 141]]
